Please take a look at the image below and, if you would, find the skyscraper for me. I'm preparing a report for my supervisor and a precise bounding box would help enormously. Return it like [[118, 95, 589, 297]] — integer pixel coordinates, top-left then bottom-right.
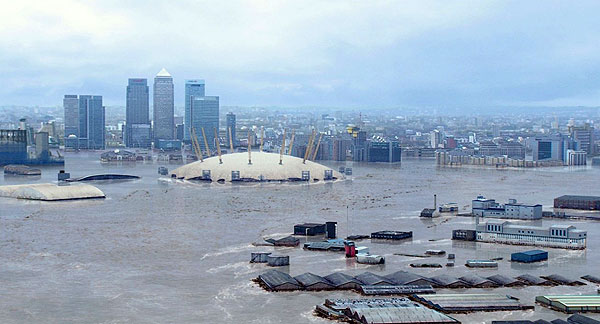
[[64, 95, 105, 149], [184, 80, 205, 142], [190, 96, 219, 152], [126, 78, 151, 148], [78, 95, 105, 150], [63, 95, 79, 140], [153, 68, 174, 141], [226, 112, 236, 147]]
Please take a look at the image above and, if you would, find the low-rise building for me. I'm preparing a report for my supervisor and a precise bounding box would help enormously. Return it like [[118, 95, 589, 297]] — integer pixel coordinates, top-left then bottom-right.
[[476, 220, 587, 250], [554, 195, 600, 210], [472, 196, 542, 220]]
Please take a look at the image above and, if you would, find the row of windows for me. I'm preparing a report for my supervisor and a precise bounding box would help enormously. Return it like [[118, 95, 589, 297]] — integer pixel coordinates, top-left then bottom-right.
[[479, 233, 585, 245]]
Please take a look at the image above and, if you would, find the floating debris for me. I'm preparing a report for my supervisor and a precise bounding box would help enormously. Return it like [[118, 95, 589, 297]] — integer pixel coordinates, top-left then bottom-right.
[[410, 263, 442, 268], [425, 250, 446, 256]]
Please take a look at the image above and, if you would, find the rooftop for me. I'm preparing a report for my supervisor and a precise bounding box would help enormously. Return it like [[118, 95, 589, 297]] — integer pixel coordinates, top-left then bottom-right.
[[171, 152, 343, 182], [555, 195, 600, 201], [156, 67, 171, 77]]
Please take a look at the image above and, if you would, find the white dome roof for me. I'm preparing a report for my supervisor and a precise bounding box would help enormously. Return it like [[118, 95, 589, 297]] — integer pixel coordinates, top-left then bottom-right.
[[171, 152, 343, 182]]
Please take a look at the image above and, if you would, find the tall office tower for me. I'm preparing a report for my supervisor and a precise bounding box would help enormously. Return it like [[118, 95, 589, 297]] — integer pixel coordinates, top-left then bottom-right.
[[430, 129, 443, 148], [79, 95, 105, 149], [226, 112, 236, 147], [568, 124, 595, 155], [63, 95, 79, 140], [190, 96, 219, 151], [153, 68, 174, 141], [126, 78, 151, 148], [184, 79, 205, 142]]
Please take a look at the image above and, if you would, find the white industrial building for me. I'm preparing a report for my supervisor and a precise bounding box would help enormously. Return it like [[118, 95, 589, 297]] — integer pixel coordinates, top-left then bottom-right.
[[472, 196, 542, 220], [476, 220, 587, 250]]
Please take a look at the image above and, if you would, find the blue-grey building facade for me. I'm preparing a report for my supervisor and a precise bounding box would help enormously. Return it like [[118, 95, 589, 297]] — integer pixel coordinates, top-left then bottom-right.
[[226, 112, 236, 147], [190, 96, 219, 151], [126, 78, 151, 148], [64, 95, 105, 150], [184, 80, 205, 142], [63, 95, 79, 140], [83, 95, 105, 150]]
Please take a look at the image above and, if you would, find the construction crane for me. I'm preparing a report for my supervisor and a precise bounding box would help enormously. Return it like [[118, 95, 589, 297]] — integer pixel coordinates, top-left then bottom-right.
[[247, 130, 252, 164], [228, 127, 234, 153], [213, 127, 223, 164], [288, 130, 295, 155], [201, 128, 211, 157], [303, 130, 315, 164], [190, 127, 203, 162], [279, 128, 286, 165], [311, 133, 323, 161]]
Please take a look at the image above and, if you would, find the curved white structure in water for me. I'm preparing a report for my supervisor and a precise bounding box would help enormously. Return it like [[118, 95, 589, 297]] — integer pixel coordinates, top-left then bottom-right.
[[171, 152, 343, 183], [0, 183, 105, 201]]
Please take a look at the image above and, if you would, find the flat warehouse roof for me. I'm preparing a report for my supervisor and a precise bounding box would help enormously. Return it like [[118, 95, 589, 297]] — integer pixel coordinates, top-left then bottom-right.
[[555, 195, 600, 201]]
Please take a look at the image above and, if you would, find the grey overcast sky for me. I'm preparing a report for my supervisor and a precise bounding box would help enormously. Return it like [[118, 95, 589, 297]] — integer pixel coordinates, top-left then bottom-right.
[[1, 0, 600, 108]]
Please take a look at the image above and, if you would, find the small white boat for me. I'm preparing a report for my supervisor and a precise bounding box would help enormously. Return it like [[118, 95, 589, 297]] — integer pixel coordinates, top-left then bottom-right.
[[356, 253, 385, 264]]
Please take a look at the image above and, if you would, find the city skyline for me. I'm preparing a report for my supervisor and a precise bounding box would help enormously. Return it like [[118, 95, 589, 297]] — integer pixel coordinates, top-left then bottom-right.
[[2, 1, 600, 108]]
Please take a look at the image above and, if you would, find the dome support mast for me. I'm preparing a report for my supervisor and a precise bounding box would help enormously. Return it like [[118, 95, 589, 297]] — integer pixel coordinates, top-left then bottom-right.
[[279, 128, 287, 165]]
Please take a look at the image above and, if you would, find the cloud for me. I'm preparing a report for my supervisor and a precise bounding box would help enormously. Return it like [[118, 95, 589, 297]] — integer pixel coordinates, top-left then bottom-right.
[[0, 0, 599, 108]]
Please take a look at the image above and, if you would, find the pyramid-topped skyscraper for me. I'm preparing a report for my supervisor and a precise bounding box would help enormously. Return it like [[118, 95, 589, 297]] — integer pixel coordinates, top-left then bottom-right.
[[153, 68, 174, 141]]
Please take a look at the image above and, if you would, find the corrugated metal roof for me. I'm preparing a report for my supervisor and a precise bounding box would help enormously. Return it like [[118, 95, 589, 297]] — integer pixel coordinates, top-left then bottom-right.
[[459, 274, 497, 286], [555, 195, 600, 201], [487, 274, 523, 286], [430, 274, 469, 287], [258, 270, 300, 289], [355, 272, 393, 286], [384, 271, 431, 285], [294, 272, 333, 288], [516, 274, 553, 285], [581, 275, 600, 284], [324, 272, 361, 286], [541, 274, 586, 286]]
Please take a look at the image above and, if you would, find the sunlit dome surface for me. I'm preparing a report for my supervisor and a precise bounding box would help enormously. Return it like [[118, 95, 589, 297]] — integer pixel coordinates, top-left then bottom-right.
[[171, 152, 343, 182]]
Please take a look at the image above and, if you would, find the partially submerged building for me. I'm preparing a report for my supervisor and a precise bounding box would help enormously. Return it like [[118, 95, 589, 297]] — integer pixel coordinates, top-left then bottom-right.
[[294, 273, 335, 290], [511, 250, 548, 263], [472, 196, 542, 220], [541, 274, 586, 286], [429, 275, 470, 288], [171, 152, 343, 183], [486, 274, 525, 287], [458, 275, 499, 288], [0, 183, 105, 201], [414, 293, 534, 313], [476, 220, 587, 250], [323, 272, 362, 290], [536, 295, 600, 313], [554, 195, 600, 211], [516, 274, 555, 286], [384, 271, 436, 286], [257, 270, 301, 291], [354, 272, 394, 286], [316, 298, 460, 324]]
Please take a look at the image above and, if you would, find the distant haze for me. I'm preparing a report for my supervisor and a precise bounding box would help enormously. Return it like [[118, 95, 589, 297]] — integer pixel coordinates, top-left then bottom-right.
[[1, 1, 600, 108]]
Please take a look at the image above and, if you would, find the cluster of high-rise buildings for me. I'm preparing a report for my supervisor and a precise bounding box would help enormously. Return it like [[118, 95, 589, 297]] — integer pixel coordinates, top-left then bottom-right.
[[63, 68, 220, 151]]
